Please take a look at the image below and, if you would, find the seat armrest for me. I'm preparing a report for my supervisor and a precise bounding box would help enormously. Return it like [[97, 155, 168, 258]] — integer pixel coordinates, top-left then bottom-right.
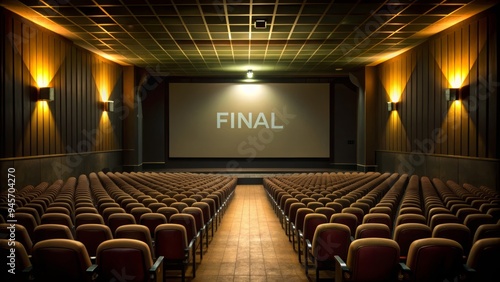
[[334, 255, 349, 272], [188, 238, 196, 250], [462, 264, 475, 273], [399, 262, 411, 272], [150, 256, 164, 282], [22, 265, 33, 274], [298, 229, 304, 239], [306, 239, 312, 250], [398, 262, 412, 281], [151, 256, 164, 272], [86, 264, 98, 274], [334, 255, 350, 282], [461, 264, 476, 281], [86, 264, 99, 281]]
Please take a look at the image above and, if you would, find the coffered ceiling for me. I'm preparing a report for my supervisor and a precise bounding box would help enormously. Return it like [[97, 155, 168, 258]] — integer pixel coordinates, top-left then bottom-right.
[[2, 0, 497, 76]]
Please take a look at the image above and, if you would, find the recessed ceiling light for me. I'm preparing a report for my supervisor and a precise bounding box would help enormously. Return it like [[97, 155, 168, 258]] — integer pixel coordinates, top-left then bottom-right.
[[335, 68, 343, 71], [254, 19, 267, 29]]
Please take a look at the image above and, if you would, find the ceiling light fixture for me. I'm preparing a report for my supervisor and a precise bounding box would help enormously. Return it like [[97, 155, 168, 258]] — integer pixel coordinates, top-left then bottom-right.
[[247, 70, 254, 78], [254, 19, 267, 29]]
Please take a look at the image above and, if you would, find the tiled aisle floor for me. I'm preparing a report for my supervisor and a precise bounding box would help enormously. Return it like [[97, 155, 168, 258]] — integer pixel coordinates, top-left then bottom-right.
[[190, 185, 310, 282]]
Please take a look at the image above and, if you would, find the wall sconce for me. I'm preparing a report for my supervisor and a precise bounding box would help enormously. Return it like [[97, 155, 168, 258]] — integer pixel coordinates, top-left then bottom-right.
[[103, 101, 114, 112], [445, 88, 460, 101], [387, 102, 397, 112], [38, 87, 54, 101], [246, 70, 253, 78]]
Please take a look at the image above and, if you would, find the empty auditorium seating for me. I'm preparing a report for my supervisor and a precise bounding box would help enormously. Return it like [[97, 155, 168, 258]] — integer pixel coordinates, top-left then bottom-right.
[[3, 167, 497, 281]]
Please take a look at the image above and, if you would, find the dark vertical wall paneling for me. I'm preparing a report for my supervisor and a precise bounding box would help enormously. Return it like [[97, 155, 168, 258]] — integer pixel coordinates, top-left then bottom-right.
[[375, 7, 499, 189], [0, 8, 123, 187], [376, 10, 498, 160]]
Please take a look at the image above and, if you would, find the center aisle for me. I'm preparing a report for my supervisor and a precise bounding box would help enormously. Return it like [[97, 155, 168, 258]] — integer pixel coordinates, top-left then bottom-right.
[[193, 185, 309, 282]]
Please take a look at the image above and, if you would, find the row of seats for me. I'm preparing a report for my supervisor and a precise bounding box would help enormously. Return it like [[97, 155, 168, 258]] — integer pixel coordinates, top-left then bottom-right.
[[0, 171, 237, 281], [264, 172, 500, 281]]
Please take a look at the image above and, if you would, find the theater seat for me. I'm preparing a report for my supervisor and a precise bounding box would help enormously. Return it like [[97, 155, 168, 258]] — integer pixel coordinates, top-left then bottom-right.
[[305, 223, 351, 280], [334, 238, 401, 282], [300, 213, 328, 264], [395, 214, 426, 226], [107, 213, 136, 235], [463, 214, 495, 236], [0, 223, 33, 254], [362, 213, 392, 231], [155, 223, 196, 281], [473, 223, 500, 243], [465, 238, 500, 282], [330, 213, 358, 235], [14, 213, 38, 239], [89, 238, 163, 282], [355, 223, 391, 239], [32, 239, 91, 282], [156, 207, 179, 222], [402, 238, 463, 282], [75, 213, 104, 228], [75, 224, 113, 259], [431, 223, 471, 256], [169, 214, 201, 261], [115, 225, 155, 259], [0, 239, 32, 282], [139, 213, 167, 238], [393, 223, 431, 262], [33, 224, 74, 244]]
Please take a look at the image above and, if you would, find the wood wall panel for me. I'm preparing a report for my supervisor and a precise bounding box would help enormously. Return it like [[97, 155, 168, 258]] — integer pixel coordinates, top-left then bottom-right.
[[376, 9, 498, 160], [0, 8, 123, 161]]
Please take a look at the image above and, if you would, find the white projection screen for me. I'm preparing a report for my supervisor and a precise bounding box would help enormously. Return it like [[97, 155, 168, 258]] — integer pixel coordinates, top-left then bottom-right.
[[169, 83, 330, 158]]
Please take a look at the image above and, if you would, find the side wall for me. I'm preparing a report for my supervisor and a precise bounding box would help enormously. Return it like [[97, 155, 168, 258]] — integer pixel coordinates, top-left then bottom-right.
[[0, 8, 123, 189], [375, 6, 499, 189]]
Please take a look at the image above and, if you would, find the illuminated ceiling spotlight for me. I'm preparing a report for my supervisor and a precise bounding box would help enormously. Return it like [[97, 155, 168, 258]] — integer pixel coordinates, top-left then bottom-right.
[[247, 70, 254, 78], [103, 100, 115, 112], [38, 87, 54, 102], [445, 88, 460, 101], [387, 101, 397, 112]]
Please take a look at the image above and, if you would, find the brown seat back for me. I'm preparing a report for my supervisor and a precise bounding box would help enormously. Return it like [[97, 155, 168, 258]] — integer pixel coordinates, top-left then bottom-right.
[[32, 239, 91, 282], [406, 238, 464, 282]]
